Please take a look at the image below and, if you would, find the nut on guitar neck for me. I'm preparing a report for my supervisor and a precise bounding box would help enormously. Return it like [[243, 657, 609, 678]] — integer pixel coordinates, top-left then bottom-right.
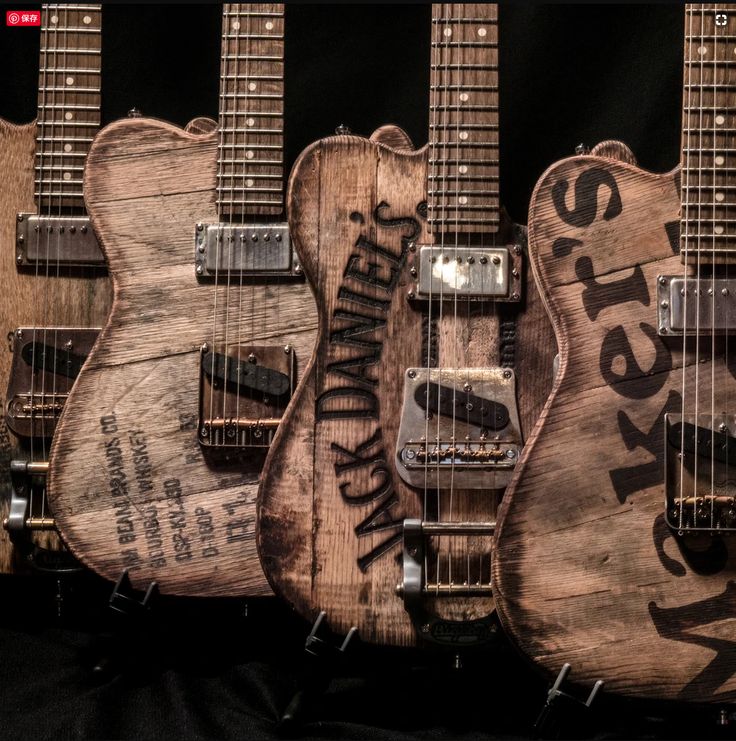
[[198, 343, 296, 450]]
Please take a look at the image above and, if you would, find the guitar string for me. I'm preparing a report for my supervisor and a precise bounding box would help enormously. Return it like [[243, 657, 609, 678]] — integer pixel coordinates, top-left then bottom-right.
[[679, 5, 695, 531], [211, 4, 227, 446], [711, 6, 718, 524]]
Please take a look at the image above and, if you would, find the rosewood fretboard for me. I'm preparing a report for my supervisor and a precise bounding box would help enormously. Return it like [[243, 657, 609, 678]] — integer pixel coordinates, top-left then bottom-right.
[[35, 3, 101, 213], [217, 2, 284, 220], [428, 3, 499, 236], [682, 4, 736, 262]]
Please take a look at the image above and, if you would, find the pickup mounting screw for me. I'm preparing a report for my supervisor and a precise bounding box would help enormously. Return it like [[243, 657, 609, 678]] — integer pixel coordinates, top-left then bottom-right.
[[16, 254, 23, 265], [251, 233, 258, 242], [463, 382, 472, 392], [294, 264, 302, 275], [659, 276, 667, 286], [407, 291, 415, 300], [64, 340, 73, 350], [196, 264, 204, 275], [723, 288, 730, 296], [81, 225, 87, 234], [17, 235, 24, 243], [511, 292, 520, 300], [248, 353, 257, 363], [467, 256, 475, 264], [15, 329, 23, 339], [410, 267, 417, 277], [408, 370, 416, 378], [660, 327, 668, 334], [506, 449, 516, 459], [196, 223, 203, 232], [660, 300, 669, 309], [513, 245, 522, 255], [201, 342, 209, 352], [512, 268, 519, 277], [16, 214, 23, 222], [492, 255, 501, 265], [480, 256, 488, 265], [283, 345, 292, 354], [503, 370, 512, 379], [275, 233, 282, 242], [720, 423, 729, 434], [408, 242, 416, 252]]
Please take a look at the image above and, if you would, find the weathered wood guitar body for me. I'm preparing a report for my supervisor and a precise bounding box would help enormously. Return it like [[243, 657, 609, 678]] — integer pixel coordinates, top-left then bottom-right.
[[258, 134, 554, 646], [45, 117, 317, 596], [0, 119, 112, 575], [495, 4, 736, 703], [495, 151, 736, 702]]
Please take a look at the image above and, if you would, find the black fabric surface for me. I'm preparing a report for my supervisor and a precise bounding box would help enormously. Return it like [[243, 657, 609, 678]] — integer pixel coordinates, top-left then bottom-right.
[[0, 3, 724, 739]]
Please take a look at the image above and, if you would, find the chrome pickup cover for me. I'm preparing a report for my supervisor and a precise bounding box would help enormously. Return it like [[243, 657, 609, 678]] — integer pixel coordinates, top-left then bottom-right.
[[665, 412, 736, 533], [194, 222, 301, 278], [396, 367, 522, 489], [657, 276, 736, 335], [5, 327, 100, 439], [15, 213, 105, 267], [411, 244, 521, 301]]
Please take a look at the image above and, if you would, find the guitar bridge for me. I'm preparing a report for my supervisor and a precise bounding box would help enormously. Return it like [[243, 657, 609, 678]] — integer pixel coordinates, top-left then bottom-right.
[[198, 343, 295, 449], [3, 460, 55, 536], [396, 367, 522, 489], [5, 327, 99, 438], [397, 519, 497, 646]]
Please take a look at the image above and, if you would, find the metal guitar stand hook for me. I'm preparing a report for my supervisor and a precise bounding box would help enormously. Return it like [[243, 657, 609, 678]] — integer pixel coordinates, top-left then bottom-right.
[[533, 663, 603, 740], [278, 611, 358, 736]]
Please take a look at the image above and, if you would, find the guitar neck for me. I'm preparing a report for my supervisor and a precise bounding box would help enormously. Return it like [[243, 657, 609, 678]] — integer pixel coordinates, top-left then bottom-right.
[[428, 3, 499, 236], [217, 2, 285, 221], [35, 3, 102, 214], [681, 3, 736, 263]]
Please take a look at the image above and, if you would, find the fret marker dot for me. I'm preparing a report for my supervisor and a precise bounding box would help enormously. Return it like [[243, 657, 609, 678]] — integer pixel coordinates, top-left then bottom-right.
[[459, 196, 468, 204], [459, 131, 469, 140], [477, 27, 487, 37], [248, 82, 257, 91], [246, 117, 255, 126], [246, 151, 254, 159], [50, 15, 58, 23], [64, 144, 72, 152], [716, 224, 725, 234], [66, 76, 74, 85], [698, 45, 708, 55], [444, 27, 452, 37], [716, 192, 725, 202], [232, 21, 240, 30], [460, 92, 469, 102], [717, 155, 726, 165], [64, 112, 73, 120], [717, 114, 726, 125], [459, 165, 468, 174], [83, 15, 91, 24], [63, 172, 71, 181], [266, 21, 274, 30], [246, 178, 254, 187]]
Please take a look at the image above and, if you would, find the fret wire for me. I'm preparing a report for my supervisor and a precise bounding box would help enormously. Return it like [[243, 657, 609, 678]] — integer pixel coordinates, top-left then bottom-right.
[[39, 48, 99, 54]]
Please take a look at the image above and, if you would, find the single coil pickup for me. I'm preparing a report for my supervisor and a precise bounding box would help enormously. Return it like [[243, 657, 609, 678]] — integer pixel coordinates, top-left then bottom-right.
[[20, 341, 88, 380], [15, 213, 105, 267], [668, 421, 736, 465], [400, 442, 517, 468], [202, 351, 291, 398], [414, 381, 509, 429]]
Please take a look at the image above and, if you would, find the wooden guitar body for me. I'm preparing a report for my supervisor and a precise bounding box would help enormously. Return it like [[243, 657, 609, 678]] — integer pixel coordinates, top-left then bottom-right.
[[46, 117, 317, 596], [0, 118, 112, 574], [258, 134, 554, 646], [494, 153, 736, 702]]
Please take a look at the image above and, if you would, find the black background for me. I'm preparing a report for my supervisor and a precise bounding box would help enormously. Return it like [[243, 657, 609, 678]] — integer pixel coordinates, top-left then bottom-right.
[[0, 3, 715, 740]]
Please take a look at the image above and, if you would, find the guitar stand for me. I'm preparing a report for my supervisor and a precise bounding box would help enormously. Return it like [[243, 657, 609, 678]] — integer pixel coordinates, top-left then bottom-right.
[[90, 570, 159, 682], [533, 663, 603, 740], [277, 611, 358, 736]]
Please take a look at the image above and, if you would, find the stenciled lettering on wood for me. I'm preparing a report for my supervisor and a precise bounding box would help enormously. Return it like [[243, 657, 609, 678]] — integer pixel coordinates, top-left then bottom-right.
[[551, 163, 736, 697], [315, 201, 420, 572]]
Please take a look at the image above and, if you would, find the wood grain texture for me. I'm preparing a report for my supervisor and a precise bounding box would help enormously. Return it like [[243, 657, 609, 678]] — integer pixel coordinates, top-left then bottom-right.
[[493, 152, 736, 703], [257, 134, 555, 647], [0, 117, 112, 574], [46, 117, 317, 596]]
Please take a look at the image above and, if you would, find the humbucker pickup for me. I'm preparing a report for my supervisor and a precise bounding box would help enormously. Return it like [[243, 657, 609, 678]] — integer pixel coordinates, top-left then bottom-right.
[[5, 327, 100, 438], [15, 213, 105, 267], [194, 223, 302, 278], [198, 343, 296, 449], [657, 276, 736, 334], [396, 367, 522, 489], [664, 412, 736, 533], [409, 244, 522, 301]]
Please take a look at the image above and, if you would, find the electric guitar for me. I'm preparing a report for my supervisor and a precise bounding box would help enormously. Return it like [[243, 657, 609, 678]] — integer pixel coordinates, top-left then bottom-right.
[[257, 3, 555, 647], [0, 4, 111, 574], [494, 3, 736, 703]]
